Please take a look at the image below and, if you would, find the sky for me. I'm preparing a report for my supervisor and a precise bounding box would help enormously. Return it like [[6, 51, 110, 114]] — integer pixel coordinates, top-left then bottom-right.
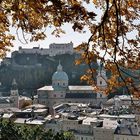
[[5, 1, 139, 58], [8, 23, 91, 57], [7, 2, 102, 57]]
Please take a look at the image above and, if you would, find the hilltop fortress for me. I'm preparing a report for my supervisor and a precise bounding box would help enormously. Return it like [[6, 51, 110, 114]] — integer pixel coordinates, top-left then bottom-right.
[[18, 42, 74, 56]]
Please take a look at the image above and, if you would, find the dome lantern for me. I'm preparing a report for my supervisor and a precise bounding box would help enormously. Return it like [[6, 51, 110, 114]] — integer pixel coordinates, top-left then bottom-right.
[[57, 60, 62, 72]]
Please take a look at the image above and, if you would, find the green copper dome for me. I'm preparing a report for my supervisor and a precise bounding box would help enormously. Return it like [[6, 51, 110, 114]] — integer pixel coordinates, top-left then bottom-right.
[[52, 62, 68, 81]]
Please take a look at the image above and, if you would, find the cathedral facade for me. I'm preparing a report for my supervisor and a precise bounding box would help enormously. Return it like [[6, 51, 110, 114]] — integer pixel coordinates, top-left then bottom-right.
[[37, 62, 108, 110]]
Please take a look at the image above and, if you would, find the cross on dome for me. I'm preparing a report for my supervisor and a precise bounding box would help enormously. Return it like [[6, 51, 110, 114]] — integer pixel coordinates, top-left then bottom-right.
[[57, 60, 62, 71], [12, 78, 17, 86]]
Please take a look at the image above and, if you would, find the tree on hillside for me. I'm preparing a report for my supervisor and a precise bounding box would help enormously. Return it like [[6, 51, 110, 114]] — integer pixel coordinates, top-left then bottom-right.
[[0, 0, 139, 98]]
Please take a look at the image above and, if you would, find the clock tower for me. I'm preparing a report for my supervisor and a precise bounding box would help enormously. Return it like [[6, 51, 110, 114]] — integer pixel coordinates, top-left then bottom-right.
[[10, 79, 19, 108]]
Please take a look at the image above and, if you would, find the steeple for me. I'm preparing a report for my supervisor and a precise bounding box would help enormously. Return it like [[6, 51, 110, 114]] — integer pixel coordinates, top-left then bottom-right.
[[96, 62, 107, 89], [96, 62, 108, 102], [98, 62, 106, 77], [11, 78, 18, 90]]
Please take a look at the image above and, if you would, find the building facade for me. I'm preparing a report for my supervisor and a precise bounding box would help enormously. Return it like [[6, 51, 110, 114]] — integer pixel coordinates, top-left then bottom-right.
[[18, 42, 74, 56], [37, 62, 107, 112]]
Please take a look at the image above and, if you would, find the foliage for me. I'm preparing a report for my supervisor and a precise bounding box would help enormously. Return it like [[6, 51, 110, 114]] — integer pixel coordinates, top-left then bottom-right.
[[0, 0, 139, 98], [0, 119, 73, 140], [21, 101, 32, 109], [63, 131, 75, 140]]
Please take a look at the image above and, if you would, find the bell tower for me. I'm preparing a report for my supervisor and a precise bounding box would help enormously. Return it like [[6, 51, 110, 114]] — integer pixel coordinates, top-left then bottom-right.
[[96, 62, 107, 102], [10, 79, 19, 108]]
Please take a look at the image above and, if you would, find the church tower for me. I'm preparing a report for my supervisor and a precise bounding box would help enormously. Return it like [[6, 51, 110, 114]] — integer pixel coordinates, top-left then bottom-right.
[[96, 62, 107, 103], [10, 79, 19, 108]]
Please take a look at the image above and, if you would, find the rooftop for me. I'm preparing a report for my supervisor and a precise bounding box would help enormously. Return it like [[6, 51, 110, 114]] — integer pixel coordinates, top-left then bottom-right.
[[82, 117, 97, 125], [99, 114, 135, 119], [14, 118, 45, 125], [65, 92, 96, 99], [102, 118, 118, 129], [38, 85, 95, 91], [68, 86, 95, 91]]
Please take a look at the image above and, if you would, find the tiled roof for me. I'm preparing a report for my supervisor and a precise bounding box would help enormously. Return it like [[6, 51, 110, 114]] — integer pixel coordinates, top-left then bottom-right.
[[0, 97, 11, 104], [68, 86, 95, 91], [65, 93, 96, 98], [38, 85, 95, 91], [38, 86, 54, 91]]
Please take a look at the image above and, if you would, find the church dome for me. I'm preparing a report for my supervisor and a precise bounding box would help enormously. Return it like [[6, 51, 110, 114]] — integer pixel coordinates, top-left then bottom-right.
[[52, 71, 68, 81], [52, 63, 68, 81]]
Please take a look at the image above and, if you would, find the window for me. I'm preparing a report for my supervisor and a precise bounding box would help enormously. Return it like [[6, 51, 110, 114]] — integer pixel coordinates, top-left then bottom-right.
[[42, 101, 45, 104], [100, 81, 102, 85], [54, 94, 56, 97]]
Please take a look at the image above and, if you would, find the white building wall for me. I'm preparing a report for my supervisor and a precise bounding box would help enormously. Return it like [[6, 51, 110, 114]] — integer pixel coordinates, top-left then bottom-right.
[[49, 42, 73, 56], [93, 128, 115, 140], [0, 103, 11, 108], [135, 114, 140, 125], [18, 47, 40, 54], [74, 134, 94, 140], [114, 134, 140, 140], [18, 42, 73, 56]]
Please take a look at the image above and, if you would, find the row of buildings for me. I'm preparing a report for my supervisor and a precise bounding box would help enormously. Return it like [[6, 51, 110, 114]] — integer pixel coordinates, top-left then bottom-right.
[[0, 101, 140, 140]]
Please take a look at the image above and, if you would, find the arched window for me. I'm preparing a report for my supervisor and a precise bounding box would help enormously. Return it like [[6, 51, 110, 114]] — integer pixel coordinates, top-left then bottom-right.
[[100, 81, 102, 85]]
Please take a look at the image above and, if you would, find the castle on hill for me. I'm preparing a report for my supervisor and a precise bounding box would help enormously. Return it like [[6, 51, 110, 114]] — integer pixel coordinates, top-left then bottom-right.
[[18, 42, 74, 56]]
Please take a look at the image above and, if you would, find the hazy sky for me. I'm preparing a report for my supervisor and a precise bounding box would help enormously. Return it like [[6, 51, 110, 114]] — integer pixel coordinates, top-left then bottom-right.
[[9, 23, 91, 57], [7, 2, 102, 57]]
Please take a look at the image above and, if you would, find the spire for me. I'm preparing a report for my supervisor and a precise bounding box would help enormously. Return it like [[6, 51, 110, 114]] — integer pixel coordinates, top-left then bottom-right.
[[57, 60, 62, 71], [98, 61, 106, 76], [11, 78, 18, 90], [98, 61, 103, 72]]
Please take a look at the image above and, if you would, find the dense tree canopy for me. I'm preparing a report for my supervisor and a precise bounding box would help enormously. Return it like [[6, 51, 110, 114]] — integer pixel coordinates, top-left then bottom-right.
[[0, 0, 139, 98], [0, 119, 73, 140]]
